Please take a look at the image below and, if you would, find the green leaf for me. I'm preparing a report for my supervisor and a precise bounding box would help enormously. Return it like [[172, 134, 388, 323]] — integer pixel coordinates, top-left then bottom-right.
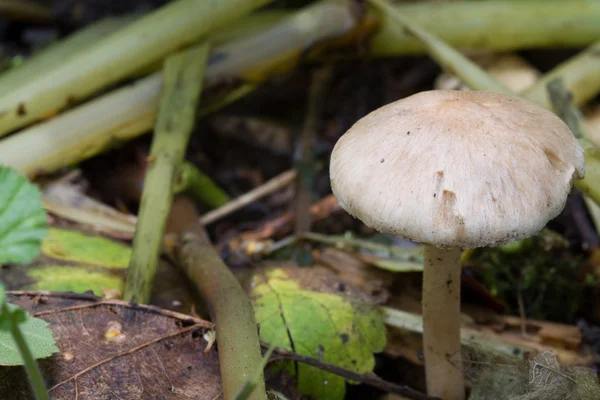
[[250, 268, 386, 400], [0, 303, 58, 365], [25, 265, 124, 295], [42, 228, 131, 268], [0, 165, 47, 264]]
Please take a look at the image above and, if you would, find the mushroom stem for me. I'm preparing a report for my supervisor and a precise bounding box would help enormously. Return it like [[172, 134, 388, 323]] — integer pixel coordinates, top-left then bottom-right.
[[422, 245, 464, 400]]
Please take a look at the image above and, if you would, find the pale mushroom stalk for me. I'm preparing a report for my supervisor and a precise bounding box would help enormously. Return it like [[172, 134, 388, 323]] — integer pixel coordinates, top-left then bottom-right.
[[422, 246, 463, 400]]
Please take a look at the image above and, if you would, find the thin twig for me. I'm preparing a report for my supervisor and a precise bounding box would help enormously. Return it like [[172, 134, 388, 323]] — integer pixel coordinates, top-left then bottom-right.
[[267, 346, 439, 400], [200, 169, 297, 225], [294, 65, 333, 234], [529, 361, 576, 384], [235, 194, 341, 243], [7, 291, 213, 328], [517, 287, 528, 339]]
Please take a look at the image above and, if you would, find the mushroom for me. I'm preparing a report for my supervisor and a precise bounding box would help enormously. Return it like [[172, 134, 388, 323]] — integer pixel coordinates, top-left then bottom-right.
[[329, 90, 584, 400]]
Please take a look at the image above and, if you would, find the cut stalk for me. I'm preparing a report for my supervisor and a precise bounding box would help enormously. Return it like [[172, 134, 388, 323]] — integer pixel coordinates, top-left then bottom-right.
[[0, 0, 272, 137], [369, 1, 600, 56], [0, 1, 355, 176], [522, 41, 600, 109], [174, 162, 230, 209], [123, 43, 210, 303], [368, 0, 511, 95]]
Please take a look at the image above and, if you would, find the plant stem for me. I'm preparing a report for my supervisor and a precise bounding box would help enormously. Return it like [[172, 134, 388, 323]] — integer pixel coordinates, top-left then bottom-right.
[[123, 43, 210, 303], [175, 228, 267, 400], [0, 1, 355, 177], [422, 245, 464, 400], [0, 0, 272, 137], [522, 40, 600, 109], [369, 1, 600, 56], [0, 76, 252, 177], [369, 0, 511, 95], [200, 169, 297, 226], [205, 1, 354, 84], [295, 65, 333, 234], [2, 304, 49, 400], [174, 162, 230, 209]]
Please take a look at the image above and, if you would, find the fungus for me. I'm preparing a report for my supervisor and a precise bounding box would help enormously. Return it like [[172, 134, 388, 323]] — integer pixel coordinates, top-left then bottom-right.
[[329, 90, 584, 400]]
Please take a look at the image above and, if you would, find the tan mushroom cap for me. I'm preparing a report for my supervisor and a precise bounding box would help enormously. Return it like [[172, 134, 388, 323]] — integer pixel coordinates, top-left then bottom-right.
[[330, 90, 585, 249]]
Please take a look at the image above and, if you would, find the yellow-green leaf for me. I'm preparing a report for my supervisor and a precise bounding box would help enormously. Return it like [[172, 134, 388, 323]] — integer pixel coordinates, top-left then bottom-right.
[[250, 267, 386, 400], [25, 265, 123, 296], [41, 228, 131, 268]]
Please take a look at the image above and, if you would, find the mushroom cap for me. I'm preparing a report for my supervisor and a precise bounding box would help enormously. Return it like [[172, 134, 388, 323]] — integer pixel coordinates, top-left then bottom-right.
[[330, 90, 585, 249]]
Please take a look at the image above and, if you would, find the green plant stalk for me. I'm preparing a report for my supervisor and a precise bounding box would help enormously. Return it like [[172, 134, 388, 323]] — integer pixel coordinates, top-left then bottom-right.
[[174, 162, 230, 209], [5, 16, 133, 91], [238, 2, 600, 57], [197, 83, 258, 118], [233, 346, 275, 400], [0, 72, 161, 176], [369, 1, 600, 56], [521, 40, 600, 109], [0, 0, 272, 137], [123, 43, 210, 303], [0, 0, 354, 177], [369, 0, 511, 95], [0, 76, 251, 177], [205, 1, 354, 83], [1, 304, 49, 400], [175, 229, 267, 400]]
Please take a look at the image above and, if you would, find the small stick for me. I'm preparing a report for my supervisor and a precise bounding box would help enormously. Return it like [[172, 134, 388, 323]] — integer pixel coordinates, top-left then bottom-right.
[[516, 287, 528, 338], [294, 65, 333, 234], [238, 194, 341, 243], [200, 169, 297, 225], [267, 346, 440, 400]]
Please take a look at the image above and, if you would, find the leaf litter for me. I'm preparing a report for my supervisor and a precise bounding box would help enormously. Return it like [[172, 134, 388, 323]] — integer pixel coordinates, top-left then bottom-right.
[[248, 266, 386, 400], [465, 346, 600, 400], [0, 291, 221, 400]]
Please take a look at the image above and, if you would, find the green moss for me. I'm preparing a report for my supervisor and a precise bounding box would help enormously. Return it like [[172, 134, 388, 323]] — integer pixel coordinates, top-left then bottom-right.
[[470, 231, 595, 322]]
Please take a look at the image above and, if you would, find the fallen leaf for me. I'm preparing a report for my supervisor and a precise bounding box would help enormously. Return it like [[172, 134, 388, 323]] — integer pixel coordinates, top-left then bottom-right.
[[0, 227, 202, 313], [248, 266, 386, 400], [0, 292, 220, 399]]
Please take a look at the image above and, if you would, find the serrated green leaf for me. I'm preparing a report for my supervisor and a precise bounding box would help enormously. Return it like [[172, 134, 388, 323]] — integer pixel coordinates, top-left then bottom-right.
[[250, 268, 386, 400], [0, 303, 58, 365], [0, 166, 47, 264]]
